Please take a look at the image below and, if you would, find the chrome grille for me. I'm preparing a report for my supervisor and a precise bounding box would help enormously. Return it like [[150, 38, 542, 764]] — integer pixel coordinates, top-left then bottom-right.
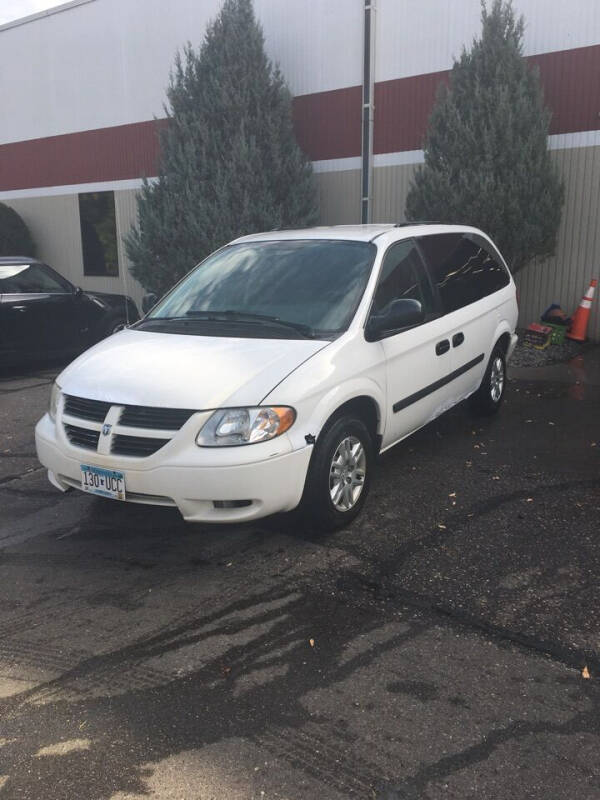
[[111, 435, 170, 458], [63, 394, 112, 422], [64, 424, 101, 451], [119, 405, 195, 430], [61, 394, 194, 457]]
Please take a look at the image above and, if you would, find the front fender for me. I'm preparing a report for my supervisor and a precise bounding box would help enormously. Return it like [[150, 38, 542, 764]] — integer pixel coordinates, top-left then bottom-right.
[[261, 331, 387, 452], [281, 377, 386, 452]]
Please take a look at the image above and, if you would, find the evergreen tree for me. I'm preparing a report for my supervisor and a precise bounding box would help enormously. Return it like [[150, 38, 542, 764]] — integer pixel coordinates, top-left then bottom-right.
[[126, 0, 318, 295], [0, 203, 35, 257], [405, 0, 564, 274]]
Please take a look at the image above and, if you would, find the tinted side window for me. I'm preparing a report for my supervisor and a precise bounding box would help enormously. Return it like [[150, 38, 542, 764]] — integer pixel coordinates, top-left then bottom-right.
[[0, 264, 69, 294], [418, 233, 510, 313], [371, 239, 434, 315], [465, 233, 511, 295]]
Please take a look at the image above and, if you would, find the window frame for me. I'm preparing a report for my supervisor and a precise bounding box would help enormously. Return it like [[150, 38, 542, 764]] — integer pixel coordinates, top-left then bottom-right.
[[79, 190, 120, 278], [364, 237, 442, 341]]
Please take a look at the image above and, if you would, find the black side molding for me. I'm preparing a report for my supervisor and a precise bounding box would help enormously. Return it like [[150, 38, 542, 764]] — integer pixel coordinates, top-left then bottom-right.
[[393, 353, 485, 413]]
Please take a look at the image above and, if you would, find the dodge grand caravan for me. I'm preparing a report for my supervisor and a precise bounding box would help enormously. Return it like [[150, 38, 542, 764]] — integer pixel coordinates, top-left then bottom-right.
[[35, 224, 518, 530]]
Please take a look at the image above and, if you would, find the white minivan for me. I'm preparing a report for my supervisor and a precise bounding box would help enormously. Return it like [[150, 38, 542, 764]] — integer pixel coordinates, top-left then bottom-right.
[[35, 224, 518, 530]]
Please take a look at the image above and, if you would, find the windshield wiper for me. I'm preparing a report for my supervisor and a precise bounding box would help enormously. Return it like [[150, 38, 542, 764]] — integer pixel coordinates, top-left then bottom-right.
[[184, 310, 316, 338], [136, 311, 317, 338]]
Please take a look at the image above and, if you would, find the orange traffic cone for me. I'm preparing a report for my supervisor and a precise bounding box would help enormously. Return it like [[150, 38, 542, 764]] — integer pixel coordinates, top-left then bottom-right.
[[567, 278, 597, 342]]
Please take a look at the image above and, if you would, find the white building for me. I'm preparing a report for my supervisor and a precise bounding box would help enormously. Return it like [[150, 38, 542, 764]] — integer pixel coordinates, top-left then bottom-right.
[[1, 0, 599, 338]]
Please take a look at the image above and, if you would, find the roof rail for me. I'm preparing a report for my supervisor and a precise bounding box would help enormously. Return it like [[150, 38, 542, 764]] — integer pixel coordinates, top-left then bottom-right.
[[394, 221, 442, 227]]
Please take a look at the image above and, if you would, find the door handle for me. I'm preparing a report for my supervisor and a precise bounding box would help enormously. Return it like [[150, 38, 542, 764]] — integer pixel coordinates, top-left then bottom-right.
[[11, 306, 27, 312], [435, 339, 450, 356], [452, 332, 464, 347]]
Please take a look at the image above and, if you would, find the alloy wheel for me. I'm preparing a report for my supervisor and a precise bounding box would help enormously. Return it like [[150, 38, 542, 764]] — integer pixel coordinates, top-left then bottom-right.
[[490, 356, 505, 403], [329, 435, 367, 512]]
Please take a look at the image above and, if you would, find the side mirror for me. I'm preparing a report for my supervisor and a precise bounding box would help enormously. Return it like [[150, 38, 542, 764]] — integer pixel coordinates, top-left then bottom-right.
[[366, 298, 425, 341], [142, 293, 158, 314], [73, 285, 83, 297]]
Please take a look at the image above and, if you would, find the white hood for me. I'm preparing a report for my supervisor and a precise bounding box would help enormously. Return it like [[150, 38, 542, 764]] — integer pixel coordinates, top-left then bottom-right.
[[57, 329, 328, 409]]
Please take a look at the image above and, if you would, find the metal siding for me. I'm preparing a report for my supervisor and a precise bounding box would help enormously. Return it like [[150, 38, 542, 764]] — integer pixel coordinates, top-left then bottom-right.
[[516, 145, 600, 343], [371, 163, 419, 224], [375, 0, 600, 82], [315, 170, 362, 225], [0, 0, 363, 146]]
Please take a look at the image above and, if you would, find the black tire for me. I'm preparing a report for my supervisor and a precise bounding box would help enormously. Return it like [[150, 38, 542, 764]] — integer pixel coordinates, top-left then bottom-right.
[[470, 346, 506, 415], [299, 415, 374, 531]]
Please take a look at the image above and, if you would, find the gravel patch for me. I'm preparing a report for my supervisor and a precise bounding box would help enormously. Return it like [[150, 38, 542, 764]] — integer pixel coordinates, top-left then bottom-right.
[[510, 327, 587, 367]]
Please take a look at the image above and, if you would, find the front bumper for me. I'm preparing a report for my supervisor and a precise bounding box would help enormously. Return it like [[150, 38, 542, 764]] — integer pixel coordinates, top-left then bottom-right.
[[35, 413, 312, 522]]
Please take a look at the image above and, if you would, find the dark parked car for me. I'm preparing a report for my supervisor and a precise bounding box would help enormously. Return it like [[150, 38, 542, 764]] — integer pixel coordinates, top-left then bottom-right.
[[0, 257, 139, 366]]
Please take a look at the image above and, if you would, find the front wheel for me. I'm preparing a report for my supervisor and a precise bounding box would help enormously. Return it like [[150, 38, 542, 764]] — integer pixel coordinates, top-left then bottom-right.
[[299, 415, 374, 531], [470, 347, 506, 415]]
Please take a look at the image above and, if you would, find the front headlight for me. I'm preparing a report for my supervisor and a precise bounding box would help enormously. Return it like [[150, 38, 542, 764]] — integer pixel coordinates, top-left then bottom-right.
[[49, 382, 61, 421], [196, 406, 296, 447]]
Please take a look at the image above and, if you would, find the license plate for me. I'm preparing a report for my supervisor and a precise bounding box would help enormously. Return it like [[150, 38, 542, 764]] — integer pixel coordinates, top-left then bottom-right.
[[80, 465, 126, 500]]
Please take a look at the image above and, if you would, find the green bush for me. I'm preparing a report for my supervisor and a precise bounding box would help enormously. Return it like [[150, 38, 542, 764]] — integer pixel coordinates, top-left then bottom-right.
[[406, 0, 564, 274], [0, 203, 35, 257], [126, 0, 319, 295]]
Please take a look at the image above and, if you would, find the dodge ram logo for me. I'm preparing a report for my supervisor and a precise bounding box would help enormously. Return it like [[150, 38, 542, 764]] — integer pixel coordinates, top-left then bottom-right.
[[102, 424, 112, 436]]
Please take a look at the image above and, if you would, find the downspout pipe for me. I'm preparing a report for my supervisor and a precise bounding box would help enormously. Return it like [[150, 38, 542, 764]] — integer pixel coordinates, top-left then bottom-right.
[[361, 0, 376, 224]]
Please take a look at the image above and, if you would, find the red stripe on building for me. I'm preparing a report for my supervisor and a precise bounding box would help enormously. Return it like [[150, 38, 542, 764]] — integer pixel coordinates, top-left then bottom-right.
[[0, 44, 598, 191], [0, 119, 166, 192], [374, 70, 449, 155], [529, 45, 600, 136], [292, 84, 362, 162], [374, 44, 600, 154]]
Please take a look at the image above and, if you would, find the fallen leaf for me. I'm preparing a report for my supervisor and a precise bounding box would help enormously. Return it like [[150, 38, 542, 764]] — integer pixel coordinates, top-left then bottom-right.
[[492, 476, 500, 480], [548, 421, 556, 426], [309, 638, 315, 648], [582, 666, 591, 679], [437, 524, 447, 530], [526, 498, 533, 503]]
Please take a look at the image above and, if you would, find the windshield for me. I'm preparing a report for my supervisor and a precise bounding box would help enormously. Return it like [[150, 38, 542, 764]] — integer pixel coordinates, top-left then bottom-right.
[[145, 240, 376, 338]]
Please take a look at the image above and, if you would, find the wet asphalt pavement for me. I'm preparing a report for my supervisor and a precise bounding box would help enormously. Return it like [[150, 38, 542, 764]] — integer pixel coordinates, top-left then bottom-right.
[[0, 351, 599, 799]]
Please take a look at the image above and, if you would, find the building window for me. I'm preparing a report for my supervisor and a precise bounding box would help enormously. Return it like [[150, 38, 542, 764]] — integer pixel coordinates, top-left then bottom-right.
[[79, 191, 119, 277]]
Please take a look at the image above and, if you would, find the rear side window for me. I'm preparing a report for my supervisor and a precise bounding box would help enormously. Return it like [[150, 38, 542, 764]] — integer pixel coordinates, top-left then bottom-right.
[[418, 233, 510, 313], [371, 239, 434, 315], [0, 263, 69, 294]]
